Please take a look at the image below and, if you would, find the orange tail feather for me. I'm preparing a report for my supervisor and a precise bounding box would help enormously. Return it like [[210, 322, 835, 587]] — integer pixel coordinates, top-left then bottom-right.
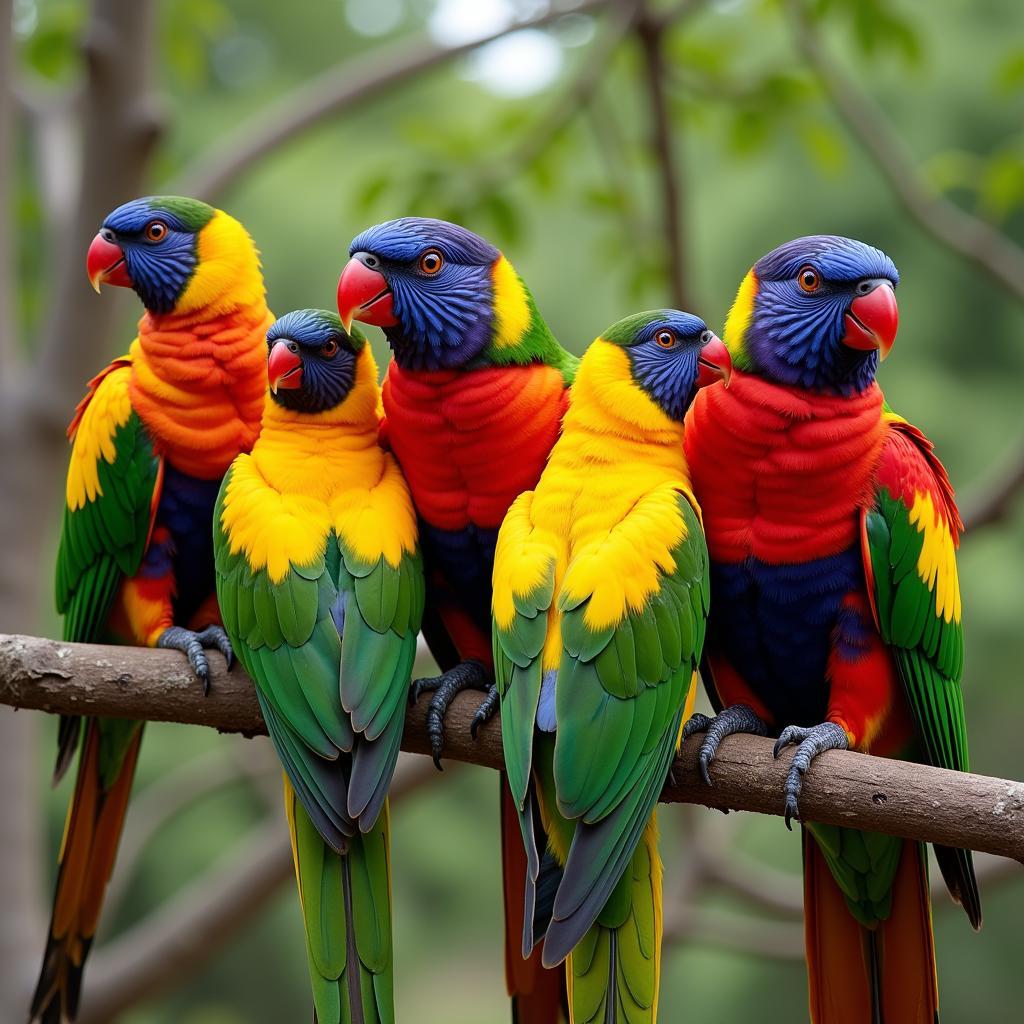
[[502, 779, 566, 1024], [804, 831, 938, 1024], [31, 723, 143, 1023]]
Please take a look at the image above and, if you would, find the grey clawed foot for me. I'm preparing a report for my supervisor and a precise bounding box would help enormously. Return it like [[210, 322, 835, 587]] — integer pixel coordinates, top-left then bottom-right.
[[470, 684, 499, 739], [772, 722, 849, 830], [682, 704, 768, 786], [409, 659, 489, 770], [157, 625, 234, 695]]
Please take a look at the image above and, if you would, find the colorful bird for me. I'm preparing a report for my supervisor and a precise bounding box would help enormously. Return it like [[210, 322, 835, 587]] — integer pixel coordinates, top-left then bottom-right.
[[493, 311, 728, 1024], [32, 196, 272, 1023], [215, 309, 423, 1024], [337, 217, 577, 1022], [684, 235, 980, 1023]]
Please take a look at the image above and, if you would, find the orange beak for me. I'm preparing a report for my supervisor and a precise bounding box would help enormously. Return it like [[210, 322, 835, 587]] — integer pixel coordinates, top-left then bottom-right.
[[268, 341, 303, 394], [337, 257, 397, 333], [86, 232, 132, 293], [842, 281, 898, 360], [696, 334, 732, 388]]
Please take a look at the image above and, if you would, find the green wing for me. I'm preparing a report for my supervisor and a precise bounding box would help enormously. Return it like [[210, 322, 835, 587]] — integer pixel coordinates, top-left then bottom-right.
[[56, 359, 161, 644], [545, 489, 709, 964], [861, 413, 979, 927], [215, 465, 423, 850]]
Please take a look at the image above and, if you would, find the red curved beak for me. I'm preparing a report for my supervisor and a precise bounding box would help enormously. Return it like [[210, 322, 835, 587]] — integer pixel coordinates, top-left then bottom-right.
[[696, 334, 732, 389], [843, 282, 898, 360], [86, 232, 132, 293], [337, 257, 397, 333], [268, 341, 303, 394]]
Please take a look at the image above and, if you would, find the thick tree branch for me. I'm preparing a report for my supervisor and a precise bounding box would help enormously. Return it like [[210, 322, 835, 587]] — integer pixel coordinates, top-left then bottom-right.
[[32, 0, 164, 424], [3, 633, 1024, 863], [785, 0, 1024, 307], [173, 0, 620, 202]]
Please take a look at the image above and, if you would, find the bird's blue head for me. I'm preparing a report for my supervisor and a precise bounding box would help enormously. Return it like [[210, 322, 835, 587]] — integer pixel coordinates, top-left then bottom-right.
[[602, 309, 731, 422], [266, 309, 366, 415], [87, 196, 218, 315], [337, 217, 508, 370], [724, 235, 900, 395]]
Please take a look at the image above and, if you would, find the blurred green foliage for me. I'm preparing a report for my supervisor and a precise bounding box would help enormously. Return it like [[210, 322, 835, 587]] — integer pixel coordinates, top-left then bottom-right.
[[17, 0, 1024, 1020]]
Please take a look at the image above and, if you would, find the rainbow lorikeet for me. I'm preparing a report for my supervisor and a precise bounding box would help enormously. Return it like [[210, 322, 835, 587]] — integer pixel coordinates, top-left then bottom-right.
[[493, 311, 729, 1024], [683, 235, 980, 1022], [337, 217, 577, 1022], [31, 197, 272, 1023], [214, 309, 423, 1024]]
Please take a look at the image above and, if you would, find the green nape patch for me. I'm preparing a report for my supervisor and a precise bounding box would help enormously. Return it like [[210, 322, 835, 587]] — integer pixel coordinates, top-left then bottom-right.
[[601, 310, 672, 348], [148, 196, 217, 231]]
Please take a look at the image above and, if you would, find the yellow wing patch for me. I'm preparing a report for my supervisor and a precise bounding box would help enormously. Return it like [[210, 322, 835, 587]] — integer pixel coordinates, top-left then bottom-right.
[[332, 455, 418, 568], [492, 491, 559, 631], [909, 490, 962, 624], [65, 363, 134, 511], [490, 255, 531, 350], [220, 454, 332, 583], [560, 483, 689, 632]]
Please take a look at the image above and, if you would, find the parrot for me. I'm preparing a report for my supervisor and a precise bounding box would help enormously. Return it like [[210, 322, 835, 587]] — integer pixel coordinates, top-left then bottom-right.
[[682, 235, 980, 1023], [492, 310, 730, 1024], [337, 217, 578, 1022], [30, 196, 272, 1024], [214, 309, 423, 1024]]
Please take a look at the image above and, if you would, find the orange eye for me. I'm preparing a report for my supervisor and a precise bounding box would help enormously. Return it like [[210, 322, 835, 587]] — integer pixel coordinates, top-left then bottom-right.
[[419, 249, 443, 275], [798, 265, 820, 292], [145, 221, 167, 242], [321, 339, 338, 358], [656, 330, 676, 349]]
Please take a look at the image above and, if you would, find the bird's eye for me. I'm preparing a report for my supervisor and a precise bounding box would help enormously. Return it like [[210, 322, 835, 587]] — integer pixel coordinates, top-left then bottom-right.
[[321, 339, 338, 358], [144, 221, 168, 243], [798, 265, 820, 293], [700, 330, 713, 345], [656, 330, 677, 349], [419, 249, 443, 275]]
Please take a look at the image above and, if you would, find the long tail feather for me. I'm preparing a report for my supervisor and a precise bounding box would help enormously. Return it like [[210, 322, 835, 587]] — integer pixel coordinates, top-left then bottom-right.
[[503, 780, 566, 1024], [30, 720, 143, 1023], [286, 780, 394, 1024], [566, 815, 662, 1024], [804, 831, 939, 1024]]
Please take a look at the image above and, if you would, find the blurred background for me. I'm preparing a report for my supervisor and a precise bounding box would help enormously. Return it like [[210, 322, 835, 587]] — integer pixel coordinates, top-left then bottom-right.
[[1, 0, 1023, 1020]]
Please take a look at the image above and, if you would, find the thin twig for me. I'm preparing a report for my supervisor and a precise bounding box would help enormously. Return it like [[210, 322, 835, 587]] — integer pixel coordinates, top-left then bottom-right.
[[785, 0, 1024, 306], [962, 446, 1024, 533], [173, 0, 622, 202], [77, 755, 437, 1024], [636, 9, 689, 307]]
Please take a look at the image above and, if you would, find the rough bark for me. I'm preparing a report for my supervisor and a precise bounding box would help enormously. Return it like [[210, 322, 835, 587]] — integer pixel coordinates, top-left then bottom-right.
[[3, 633, 1023, 864]]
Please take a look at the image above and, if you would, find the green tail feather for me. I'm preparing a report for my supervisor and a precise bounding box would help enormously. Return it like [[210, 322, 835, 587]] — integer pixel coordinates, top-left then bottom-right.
[[567, 816, 661, 1024], [287, 785, 394, 1024]]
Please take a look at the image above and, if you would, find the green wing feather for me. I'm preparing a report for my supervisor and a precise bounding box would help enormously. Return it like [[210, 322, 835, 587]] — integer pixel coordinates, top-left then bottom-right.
[[53, 362, 161, 780], [545, 492, 708, 964], [862, 414, 980, 927]]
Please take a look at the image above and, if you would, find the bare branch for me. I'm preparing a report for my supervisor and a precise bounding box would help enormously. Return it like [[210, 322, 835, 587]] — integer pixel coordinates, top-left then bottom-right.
[[785, 0, 1024, 307], [76, 754, 437, 1024], [0, 0, 18, 382], [103, 742, 271, 918], [173, 0, 621, 202], [636, 8, 689, 307], [962, 445, 1024, 533], [4, 634, 1024, 862]]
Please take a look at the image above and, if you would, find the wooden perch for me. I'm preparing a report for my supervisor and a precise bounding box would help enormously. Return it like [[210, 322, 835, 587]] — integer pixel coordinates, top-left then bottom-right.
[[2, 633, 1022, 863]]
